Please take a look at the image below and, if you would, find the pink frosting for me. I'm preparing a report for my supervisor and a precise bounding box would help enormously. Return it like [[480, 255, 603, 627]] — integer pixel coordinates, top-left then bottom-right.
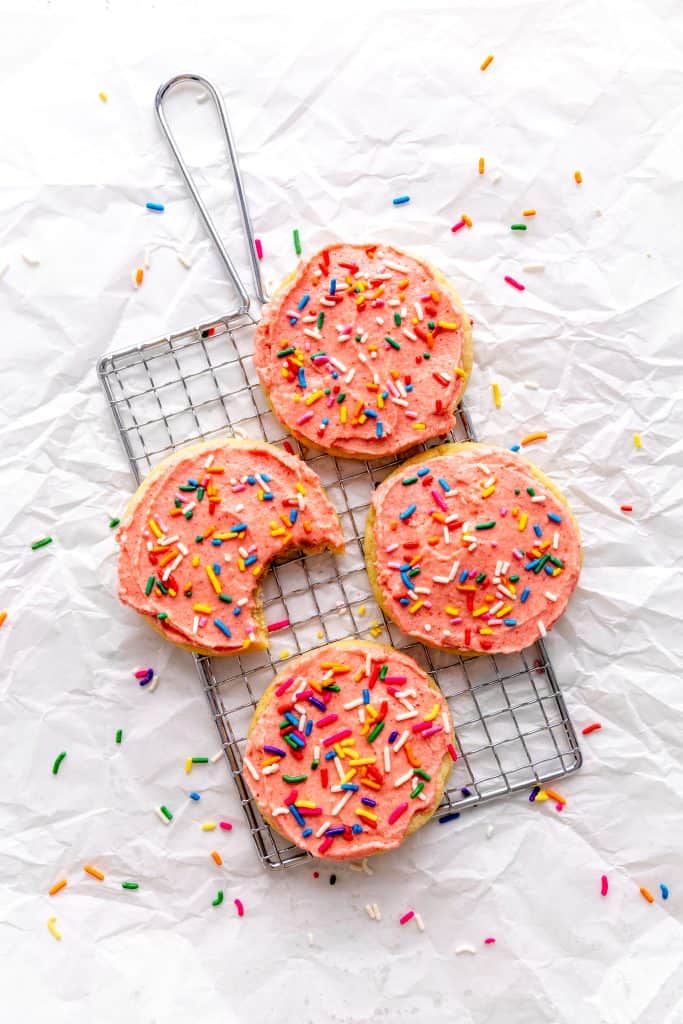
[[116, 442, 344, 653], [370, 446, 581, 655], [244, 644, 455, 859], [254, 243, 467, 457]]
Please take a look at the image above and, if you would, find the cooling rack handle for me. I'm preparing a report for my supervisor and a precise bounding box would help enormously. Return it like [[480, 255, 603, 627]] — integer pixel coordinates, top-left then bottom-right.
[[155, 73, 268, 314]]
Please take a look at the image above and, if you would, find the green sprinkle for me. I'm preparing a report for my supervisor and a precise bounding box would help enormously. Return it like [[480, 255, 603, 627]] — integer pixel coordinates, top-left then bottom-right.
[[311, 351, 325, 359], [191, 756, 209, 764], [293, 229, 301, 255], [514, 488, 521, 495], [121, 881, 139, 890], [475, 573, 486, 583], [407, 567, 421, 577], [511, 224, 527, 231], [115, 729, 123, 744], [174, 498, 182, 508], [282, 774, 307, 783], [368, 720, 385, 743], [219, 594, 233, 603], [527, 487, 536, 496], [323, 683, 341, 692], [283, 734, 299, 750], [423, 352, 431, 359], [197, 487, 205, 501], [427, 320, 435, 330], [549, 556, 564, 568], [410, 781, 425, 799], [155, 579, 168, 595], [475, 520, 496, 530], [145, 575, 155, 596], [533, 554, 551, 574], [31, 537, 52, 550], [52, 751, 67, 775], [402, 476, 419, 485], [212, 889, 224, 907], [195, 534, 204, 543], [336, 392, 346, 404], [109, 517, 120, 529], [178, 484, 197, 491], [277, 346, 295, 358], [317, 312, 324, 330], [509, 574, 520, 582], [311, 759, 319, 770], [394, 312, 401, 326], [157, 612, 169, 621], [324, 387, 331, 396], [160, 804, 173, 820], [385, 335, 401, 351], [379, 664, 389, 680], [184, 510, 193, 520], [413, 768, 431, 781]]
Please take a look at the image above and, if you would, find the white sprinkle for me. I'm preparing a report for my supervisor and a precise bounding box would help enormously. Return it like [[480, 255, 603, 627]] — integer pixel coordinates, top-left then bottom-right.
[[177, 250, 193, 268], [22, 251, 40, 266], [148, 674, 160, 693], [530, 494, 546, 503], [396, 710, 418, 722], [424, 623, 431, 632], [523, 263, 545, 272], [303, 328, 323, 342], [538, 620, 547, 637], [333, 756, 345, 781], [393, 730, 410, 753], [523, 380, 539, 389], [313, 745, 320, 763], [433, 575, 450, 584], [358, 707, 365, 724], [383, 746, 391, 772], [155, 807, 171, 825], [211, 750, 223, 763], [442, 711, 450, 732], [372, 901, 381, 918], [395, 689, 416, 699], [403, 329, 418, 342], [544, 591, 558, 602], [345, 367, 356, 384], [486, 825, 494, 839], [243, 757, 259, 781], [272, 807, 288, 817], [414, 301, 424, 321], [455, 944, 477, 955], [384, 260, 409, 273], [192, 615, 199, 635], [414, 913, 425, 932], [553, 531, 560, 550], [344, 697, 363, 711], [178, 542, 189, 555], [332, 791, 353, 816], [394, 769, 414, 788], [204, 454, 215, 470], [375, 315, 384, 325], [488, 601, 504, 616], [315, 820, 331, 838], [262, 764, 280, 776]]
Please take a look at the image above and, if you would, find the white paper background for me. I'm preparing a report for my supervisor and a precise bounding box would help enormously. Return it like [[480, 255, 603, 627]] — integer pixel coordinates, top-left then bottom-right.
[[1, 2, 683, 1022]]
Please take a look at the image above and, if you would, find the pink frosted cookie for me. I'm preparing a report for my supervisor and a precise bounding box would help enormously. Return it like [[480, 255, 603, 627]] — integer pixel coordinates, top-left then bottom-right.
[[243, 640, 456, 859], [116, 438, 344, 655], [365, 443, 582, 656], [254, 243, 473, 459]]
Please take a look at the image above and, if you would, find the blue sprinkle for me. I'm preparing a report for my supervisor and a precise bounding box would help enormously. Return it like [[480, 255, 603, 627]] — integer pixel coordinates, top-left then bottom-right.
[[392, 195, 411, 205], [289, 317, 297, 326], [362, 688, 370, 705], [324, 750, 337, 761], [376, 421, 383, 438], [260, 473, 271, 482], [461, 787, 472, 797], [510, 444, 521, 452], [331, 371, 338, 379], [533, 524, 543, 538], [438, 477, 451, 492], [288, 804, 305, 827], [330, 278, 336, 295], [400, 574, 412, 590], [547, 512, 562, 523], [233, 607, 241, 616], [400, 504, 417, 521], [146, 201, 165, 212], [325, 826, 346, 837], [213, 618, 232, 639], [211, 538, 222, 546], [304, 719, 313, 736], [321, 417, 329, 426], [341, 783, 359, 792], [289, 508, 298, 524], [438, 812, 460, 824], [381, 390, 389, 399], [244, 554, 257, 567], [525, 560, 539, 571], [302, 828, 313, 838], [288, 733, 304, 748], [297, 294, 310, 310], [660, 883, 669, 900], [399, 597, 410, 605], [188, 479, 200, 487], [213, 562, 221, 575], [230, 523, 247, 533], [189, 791, 201, 801], [529, 786, 540, 802], [544, 563, 554, 575], [417, 467, 430, 477], [388, 730, 398, 744], [351, 824, 363, 834], [247, 475, 256, 484], [405, 383, 413, 392], [264, 745, 286, 756], [399, 562, 411, 571], [520, 587, 530, 603], [298, 367, 307, 388], [460, 569, 470, 583], [363, 408, 378, 419], [361, 797, 377, 808], [284, 712, 299, 727], [308, 696, 326, 712], [504, 618, 518, 626]]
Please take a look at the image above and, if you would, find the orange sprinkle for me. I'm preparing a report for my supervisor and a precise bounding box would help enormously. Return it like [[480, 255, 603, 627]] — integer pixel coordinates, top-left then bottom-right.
[[0, 611, 7, 628], [523, 209, 536, 216], [403, 742, 421, 769], [84, 865, 105, 881], [478, 157, 485, 175], [574, 170, 583, 184], [521, 431, 548, 446], [480, 54, 494, 71], [545, 788, 566, 806], [211, 851, 223, 866], [461, 213, 473, 228], [640, 886, 654, 904], [135, 267, 144, 286], [48, 879, 67, 896]]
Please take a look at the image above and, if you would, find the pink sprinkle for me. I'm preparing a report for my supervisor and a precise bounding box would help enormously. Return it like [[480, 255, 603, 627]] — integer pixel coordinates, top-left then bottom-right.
[[231, 484, 247, 493], [422, 725, 444, 738], [298, 806, 323, 816], [297, 412, 314, 426], [199, 616, 207, 627], [254, 238, 263, 260], [555, 803, 563, 812], [384, 676, 407, 684], [451, 220, 466, 233], [399, 910, 415, 925], [388, 802, 408, 825], [484, 937, 496, 945], [405, 410, 418, 420], [447, 743, 458, 762], [234, 898, 244, 917], [134, 668, 152, 679], [431, 489, 449, 512], [512, 548, 524, 560], [504, 275, 525, 291], [219, 821, 233, 831], [316, 714, 338, 729], [601, 874, 608, 896], [275, 676, 295, 697], [318, 836, 334, 854], [322, 728, 353, 747], [411, 721, 432, 733], [267, 619, 290, 633]]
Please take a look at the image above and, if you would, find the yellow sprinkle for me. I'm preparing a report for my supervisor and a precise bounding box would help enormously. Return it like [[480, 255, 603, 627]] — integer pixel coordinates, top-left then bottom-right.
[[409, 599, 424, 614], [334, 744, 347, 759], [48, 879, 67, 896], [148, 518, 163, 538], [462, 214, 473, 228], [633, 433, 642, 449], [480, 54, 494, 71], [201, 822, 216, 831], [370, 623, 382, 638], [640, 886, 655, 904], [342, 769, 356, 783], [518, 513, 528, 531], [437, 320, 460, 330], [356, 808, 378, 823], [304, 390, 324, 406], [534, 790, 549, 802], [348, 758, 376, 767], [295, 482, 306, 494], [482, 485, 496, 498], [453, 366, 465, 377], [424, 704, 441, 722], [492, 382, 502, 409], [260, 756, 279, 768], [574, 169, 583, 184], [496, 604, 513, 618], [472, 605, 489, 618], [83, 865, 105, 881], [365, 705, 378, 720], [185, 756, 193, 774], [279, 650, 290, 660], [357, 605, 366, 616], [192, 555, 200, 567], [193, 603, 213, 614], [478, 156, 485, 175], [294, 800, 317, 809], [317, 630, 324, 638], [479, 627, 493, 635], [523, 209, 536, 216], [444, 606, 460, 616], [521, 431, 548, 446], [47, 917, 62, 941], [412, 423, 427, 431], [205, 565, 221, 594], [98, 91, 108, 102], [340, 405, 347, 424]]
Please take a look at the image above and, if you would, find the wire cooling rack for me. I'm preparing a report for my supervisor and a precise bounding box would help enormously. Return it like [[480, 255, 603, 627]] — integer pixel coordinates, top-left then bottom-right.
[[98, 74, 581, 869]]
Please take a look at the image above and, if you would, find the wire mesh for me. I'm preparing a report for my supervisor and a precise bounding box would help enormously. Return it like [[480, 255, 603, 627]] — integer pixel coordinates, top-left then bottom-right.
[[98, 311, 582, 868]]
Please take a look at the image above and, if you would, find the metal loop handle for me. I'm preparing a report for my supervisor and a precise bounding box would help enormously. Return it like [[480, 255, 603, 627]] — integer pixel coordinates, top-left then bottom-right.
[[155, 74, 268, 314]]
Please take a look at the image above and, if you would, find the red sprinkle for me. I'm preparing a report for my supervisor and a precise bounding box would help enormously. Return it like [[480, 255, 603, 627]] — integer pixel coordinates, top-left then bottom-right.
[[620, 505, 633, 512], [451, 220, 466, 233], [254, 238, 263, 260], [484, 937, 496, 945], [504, 275, 525, 291], [275, 676, 295, 697], [447, 743, 458, 762], [399, 910, 415, 925], [282, 441, 295, 455], [219, 820, 233, 830], [318, 836, 333, 855], [267, 619, 290, 632], [234, 898, 244, 917], [601, 874, 608, 896], [582, 723, 602, 735]]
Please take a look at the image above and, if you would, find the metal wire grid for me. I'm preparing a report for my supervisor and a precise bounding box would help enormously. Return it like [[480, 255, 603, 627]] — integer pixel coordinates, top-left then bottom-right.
[[98, 310, 582, 869]]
